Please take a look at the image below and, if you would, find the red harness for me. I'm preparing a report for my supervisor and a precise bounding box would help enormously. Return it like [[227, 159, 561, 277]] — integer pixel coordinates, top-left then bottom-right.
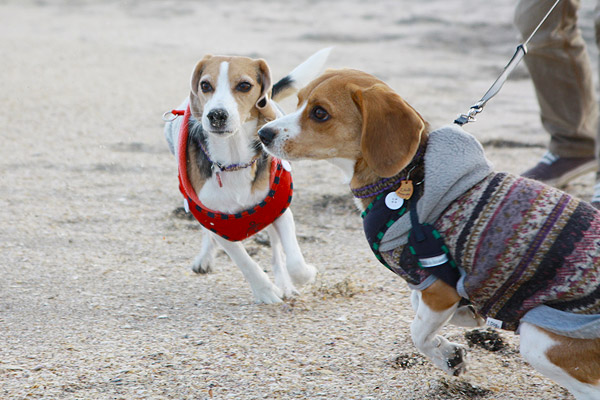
[[177, 106, 293, 241]]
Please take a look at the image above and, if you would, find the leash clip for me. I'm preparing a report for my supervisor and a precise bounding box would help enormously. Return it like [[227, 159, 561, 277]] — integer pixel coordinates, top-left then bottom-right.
[[454, 103, 483, 126]]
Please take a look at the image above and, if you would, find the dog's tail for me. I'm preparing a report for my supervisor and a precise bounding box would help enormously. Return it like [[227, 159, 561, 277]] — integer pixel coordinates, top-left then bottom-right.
[[272, 47, 332, 102]]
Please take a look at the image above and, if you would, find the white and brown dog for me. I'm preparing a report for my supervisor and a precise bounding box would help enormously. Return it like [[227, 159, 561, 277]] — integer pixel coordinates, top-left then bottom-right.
[[258, 68, 600, 398], [164, 49, 330, 304]]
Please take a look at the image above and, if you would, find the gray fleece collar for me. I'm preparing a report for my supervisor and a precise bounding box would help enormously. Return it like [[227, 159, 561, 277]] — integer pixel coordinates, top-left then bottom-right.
[[379, 125, 494, 252]]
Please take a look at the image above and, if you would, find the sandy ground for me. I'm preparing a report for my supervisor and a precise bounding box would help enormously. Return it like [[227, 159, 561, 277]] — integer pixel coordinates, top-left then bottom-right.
[[2, 0, 598, 399]]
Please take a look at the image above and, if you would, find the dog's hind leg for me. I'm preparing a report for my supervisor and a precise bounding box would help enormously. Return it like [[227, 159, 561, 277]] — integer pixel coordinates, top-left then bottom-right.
[[519, 322, 600, 400], [212, 234, 283, 304], [272, 209, 317, 287], [411, 280, 467, 376], [191, 228, 218, 274], [266, 225, 299, 298]]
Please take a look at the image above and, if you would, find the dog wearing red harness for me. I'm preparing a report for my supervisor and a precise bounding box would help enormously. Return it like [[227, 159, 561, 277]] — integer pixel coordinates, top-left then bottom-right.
[[164, 49, 330, 303]]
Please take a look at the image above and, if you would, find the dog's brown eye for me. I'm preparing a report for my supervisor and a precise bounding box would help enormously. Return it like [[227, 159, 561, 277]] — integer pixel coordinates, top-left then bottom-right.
[[200, 81, 213, 93], [311, 106, 330, 122], [236, 82, 252, 92]]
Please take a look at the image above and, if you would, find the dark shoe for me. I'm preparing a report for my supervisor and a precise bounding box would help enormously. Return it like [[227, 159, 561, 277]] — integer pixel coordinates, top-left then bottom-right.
[[521, 152, 597, 187]]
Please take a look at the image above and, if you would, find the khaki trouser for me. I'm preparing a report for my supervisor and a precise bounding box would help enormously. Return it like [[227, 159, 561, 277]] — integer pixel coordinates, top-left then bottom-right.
[[514, 0, 599, 158]]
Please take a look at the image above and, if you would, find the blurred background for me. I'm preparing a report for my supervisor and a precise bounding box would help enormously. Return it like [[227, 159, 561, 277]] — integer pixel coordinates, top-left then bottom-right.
[[1, 1, 596, 398]]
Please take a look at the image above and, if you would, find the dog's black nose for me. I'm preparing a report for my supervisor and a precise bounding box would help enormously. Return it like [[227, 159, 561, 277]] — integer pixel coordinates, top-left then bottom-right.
[[207, 108, 228, 129], [258, 127, 277, 146]]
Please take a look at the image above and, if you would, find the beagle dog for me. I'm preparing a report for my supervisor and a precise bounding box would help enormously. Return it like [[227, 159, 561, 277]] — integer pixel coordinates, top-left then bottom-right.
[[258, 68, 600, 399], [164, 49, 330, 304]]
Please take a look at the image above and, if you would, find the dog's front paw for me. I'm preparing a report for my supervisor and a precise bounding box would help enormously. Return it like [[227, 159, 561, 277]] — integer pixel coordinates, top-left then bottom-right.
[[288, 263, 317, 287], [441, 343, 467, 377], [274, 273, 300, 299], [252, 283, 284, 304], [446, 345, 467, 376], [191, 253, 215, 274], [421, 336, 468, 377]]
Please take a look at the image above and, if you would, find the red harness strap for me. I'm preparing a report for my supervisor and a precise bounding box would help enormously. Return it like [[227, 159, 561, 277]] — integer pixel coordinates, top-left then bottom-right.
[[177, 106, 293, 242]]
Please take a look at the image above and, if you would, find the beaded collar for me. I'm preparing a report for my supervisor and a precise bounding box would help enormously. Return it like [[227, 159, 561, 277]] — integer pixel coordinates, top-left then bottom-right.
[[350, 146, 425, 199], [197, 140, 260, 173]]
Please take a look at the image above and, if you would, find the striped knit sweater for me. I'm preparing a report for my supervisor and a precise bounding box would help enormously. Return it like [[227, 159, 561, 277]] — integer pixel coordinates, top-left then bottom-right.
[[365, 126, 600, 337]]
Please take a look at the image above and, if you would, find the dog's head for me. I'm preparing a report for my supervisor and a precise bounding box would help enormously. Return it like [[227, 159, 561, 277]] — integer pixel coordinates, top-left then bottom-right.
[[190, 55, 277, 137], [258, 68, 426, 178]]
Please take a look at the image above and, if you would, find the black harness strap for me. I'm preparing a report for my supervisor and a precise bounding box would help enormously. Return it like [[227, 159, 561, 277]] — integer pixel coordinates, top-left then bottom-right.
[[407, 200, 461, 288]]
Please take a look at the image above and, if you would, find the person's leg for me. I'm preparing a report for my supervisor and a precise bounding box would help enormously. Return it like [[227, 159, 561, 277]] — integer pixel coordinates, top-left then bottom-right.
[[515, 0, 598, 186], [591, 1, 600, 206]]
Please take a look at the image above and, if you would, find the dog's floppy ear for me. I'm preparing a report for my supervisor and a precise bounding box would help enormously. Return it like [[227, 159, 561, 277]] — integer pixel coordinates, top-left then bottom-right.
[[189, 54, 212, 117], [254, 59, 277, 121], [351, 83, 424, 177]]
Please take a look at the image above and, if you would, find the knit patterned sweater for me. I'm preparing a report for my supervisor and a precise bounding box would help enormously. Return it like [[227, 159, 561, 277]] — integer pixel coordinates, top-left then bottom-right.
[[364, 126, 600, 336]]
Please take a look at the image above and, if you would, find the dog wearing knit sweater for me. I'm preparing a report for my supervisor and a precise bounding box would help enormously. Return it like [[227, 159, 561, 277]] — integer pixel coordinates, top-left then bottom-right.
[[258, 68, 600, 399]]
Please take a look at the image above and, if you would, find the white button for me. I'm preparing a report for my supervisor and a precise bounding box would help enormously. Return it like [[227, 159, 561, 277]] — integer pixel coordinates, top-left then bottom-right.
[[282, 160, 292, 171], [385, 192, 404, 210], [183, 198, 190, 213]]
